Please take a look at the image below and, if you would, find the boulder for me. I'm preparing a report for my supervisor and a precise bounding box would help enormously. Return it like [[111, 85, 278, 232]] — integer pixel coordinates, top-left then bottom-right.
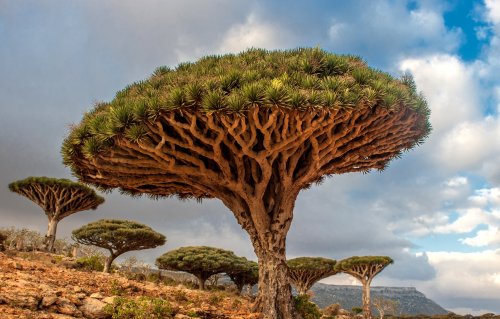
[[79, 297, 109, 319]]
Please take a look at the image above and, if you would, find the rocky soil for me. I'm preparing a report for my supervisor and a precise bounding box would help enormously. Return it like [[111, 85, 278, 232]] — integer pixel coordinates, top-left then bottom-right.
[[0, 251, 257, 319]]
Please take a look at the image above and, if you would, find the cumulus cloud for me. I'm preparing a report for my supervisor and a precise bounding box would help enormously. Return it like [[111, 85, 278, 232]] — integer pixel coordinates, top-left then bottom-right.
[[424, 250, 500, 299], [218, 13, 292, 53], [485, 0, 500, 24]]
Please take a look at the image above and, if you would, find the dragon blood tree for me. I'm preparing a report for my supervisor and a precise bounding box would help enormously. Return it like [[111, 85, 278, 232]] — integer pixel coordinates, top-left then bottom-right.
[[227, 258, 259, 294], [156, 246, 245, 290], [287, 257, 337, 295], [8, 177, 104, 252], [72, 219, 166, 273], [61, 48, 430, 318], [335, 256, 393, 319]]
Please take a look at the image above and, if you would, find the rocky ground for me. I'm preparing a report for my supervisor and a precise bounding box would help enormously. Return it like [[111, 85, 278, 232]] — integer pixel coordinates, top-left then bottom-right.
[[0, 251, 257, 319], [1, 251, 499, 319]]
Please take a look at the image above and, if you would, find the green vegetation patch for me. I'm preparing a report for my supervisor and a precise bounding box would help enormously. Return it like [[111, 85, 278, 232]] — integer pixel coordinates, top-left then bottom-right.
[[104, 296, 174, 319]]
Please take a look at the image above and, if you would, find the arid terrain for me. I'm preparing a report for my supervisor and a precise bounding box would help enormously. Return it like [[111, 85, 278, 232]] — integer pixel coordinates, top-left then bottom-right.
[[2, 250, 500, 319], [0, 251, 257, 319]]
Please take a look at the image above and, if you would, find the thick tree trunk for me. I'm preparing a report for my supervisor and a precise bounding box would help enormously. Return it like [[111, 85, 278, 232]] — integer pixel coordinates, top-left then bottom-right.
[[197, 275, 206, 290], [103, 253, 116, 273], [253, 246, 295, 319], [44, 218, 58, 253], [362, 280, 372, 319]]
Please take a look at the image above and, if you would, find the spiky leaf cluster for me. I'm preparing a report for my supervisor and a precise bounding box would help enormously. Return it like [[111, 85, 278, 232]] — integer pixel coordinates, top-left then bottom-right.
[[72, 219, 166, 254], [8, 176, 104, 217], [62, 47, 430, 166], [334, 256, 393, 272], [287, 257, 337, 295], [9, 177, 103, 202], [287, 257, 337, 272], [155, 246, 245, 278]]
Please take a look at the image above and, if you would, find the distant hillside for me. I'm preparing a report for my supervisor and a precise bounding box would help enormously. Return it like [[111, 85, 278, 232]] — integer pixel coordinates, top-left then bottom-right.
[[311, 283, 448, 315]]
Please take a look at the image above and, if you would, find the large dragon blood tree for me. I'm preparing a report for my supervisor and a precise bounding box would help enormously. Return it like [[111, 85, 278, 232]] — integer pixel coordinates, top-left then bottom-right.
[[62, 48, 430, 319], [8, 177, 105, 252]]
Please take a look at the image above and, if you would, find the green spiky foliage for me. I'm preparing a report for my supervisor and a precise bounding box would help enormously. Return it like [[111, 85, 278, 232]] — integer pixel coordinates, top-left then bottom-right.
[[335, 256, 393, 319], [8, 177, 104, 252], [72, 219, 166, 273], [62, 48, 430, 180], [287, 257, 337, 295], [156, 246, 244, 290], [227, 259, 259, 293], [334, 256, 393, 273]]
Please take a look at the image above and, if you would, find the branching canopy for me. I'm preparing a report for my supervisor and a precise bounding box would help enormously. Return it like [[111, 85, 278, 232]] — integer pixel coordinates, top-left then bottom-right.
[[8, 176, 104, 220], [72, 219, 166, 255], [287, 257, 337, 294], [334, 256, 393, 283], [156, 246, 245, 282], [62, 48, 430, 201]]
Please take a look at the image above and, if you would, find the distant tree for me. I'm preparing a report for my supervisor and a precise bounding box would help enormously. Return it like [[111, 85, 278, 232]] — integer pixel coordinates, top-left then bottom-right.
[[335, 256, 393, 319], [72, 219, 166, 273], [287, 257, 337, 295], [8, 177, 104, 252], [0, 231, 7, 251], [227, 258, 259, 294], [372, 297, 399, 319], [156, 246, 243, 290]]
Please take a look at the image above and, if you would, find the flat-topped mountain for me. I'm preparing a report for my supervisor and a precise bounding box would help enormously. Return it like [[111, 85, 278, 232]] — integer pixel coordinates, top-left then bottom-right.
[[311, 283, 448, 315]]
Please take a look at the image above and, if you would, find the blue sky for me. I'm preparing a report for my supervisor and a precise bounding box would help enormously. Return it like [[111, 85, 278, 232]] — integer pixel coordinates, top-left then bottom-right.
[[1, 0, 500, 315]]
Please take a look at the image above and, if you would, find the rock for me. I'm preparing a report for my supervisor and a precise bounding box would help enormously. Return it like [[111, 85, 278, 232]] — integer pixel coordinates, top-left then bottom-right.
[[50, 314, 80, 319], [73, 286, 84, 293], [55, 297, 82, 317], [175, 314, 196, 319], [79, 297, 109, 319], [0, 291, 40, 310], [90, 292, 103, 299], [101, 296, 117, 304], [41, 295, 58, 307], [337, 309, 351, 316]]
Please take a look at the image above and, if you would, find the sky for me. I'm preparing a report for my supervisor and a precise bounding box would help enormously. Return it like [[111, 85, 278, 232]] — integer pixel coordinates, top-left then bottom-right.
[[1, 0, 500, 315]]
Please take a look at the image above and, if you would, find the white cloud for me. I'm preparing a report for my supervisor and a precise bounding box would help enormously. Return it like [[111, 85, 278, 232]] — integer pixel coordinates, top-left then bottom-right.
[[424, 250, 500, 300], [461, 226, 500, 246], [469, 187, 500, 206], [445, 176, 468, 187], [218, 13, 292, 53], [434, 207, 488, 234], [400, 55, 481, 136], [485, 0, 500, 24]]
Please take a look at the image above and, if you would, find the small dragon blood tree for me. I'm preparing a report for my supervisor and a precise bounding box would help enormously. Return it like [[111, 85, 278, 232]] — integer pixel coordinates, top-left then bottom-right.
[[61, 48, 430, 319], [227, 258, 259, 294], [8, 177, 104, 252], [335, 256, 393, 319], [72, 219, 166, 273], [287, 257, 337, 295], [156, 246, 245, 290]]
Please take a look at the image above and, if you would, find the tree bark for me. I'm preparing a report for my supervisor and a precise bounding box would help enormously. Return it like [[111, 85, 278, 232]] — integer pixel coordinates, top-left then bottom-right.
[[197, 275, 206, 290], [103, 253, 116, 273], [44, 218, 58, 253], [362, 280, 372, 319], [253, 244, 295, 319]]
